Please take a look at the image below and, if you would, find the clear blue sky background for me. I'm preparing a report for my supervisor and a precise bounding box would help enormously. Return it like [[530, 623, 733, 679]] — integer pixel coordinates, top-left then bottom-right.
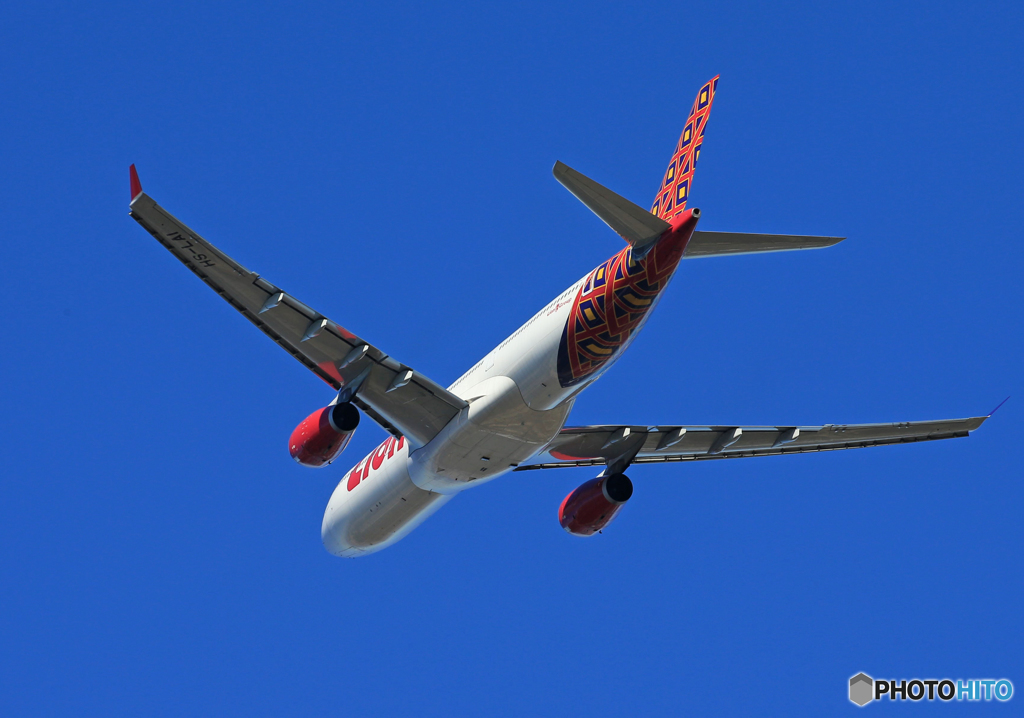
[[1, 1, 1021, 715]]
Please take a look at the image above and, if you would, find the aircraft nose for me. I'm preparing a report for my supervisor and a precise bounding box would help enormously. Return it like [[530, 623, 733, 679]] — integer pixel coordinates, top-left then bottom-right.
[[321, 507, 345, 556]]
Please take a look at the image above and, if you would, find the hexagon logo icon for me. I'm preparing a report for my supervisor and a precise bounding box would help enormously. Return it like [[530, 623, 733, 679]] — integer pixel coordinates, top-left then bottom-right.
[[849, 673, 873, 706]]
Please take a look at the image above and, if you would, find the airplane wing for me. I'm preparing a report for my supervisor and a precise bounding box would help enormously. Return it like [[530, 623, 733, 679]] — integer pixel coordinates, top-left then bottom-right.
[[683, 231, 844, 258], [517, 415, 988, 471], [127, 166, 466, 447]]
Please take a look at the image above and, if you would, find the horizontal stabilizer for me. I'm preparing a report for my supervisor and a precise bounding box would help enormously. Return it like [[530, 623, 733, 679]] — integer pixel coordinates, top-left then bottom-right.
[[553, 161, 670, 254], [684, 231, 844, 258]]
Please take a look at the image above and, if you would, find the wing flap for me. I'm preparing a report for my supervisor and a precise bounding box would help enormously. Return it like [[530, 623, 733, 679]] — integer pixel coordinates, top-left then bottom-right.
[[129, 178, 466, 447], [518, 416, 987, 470], [683, 231, 844, 258]]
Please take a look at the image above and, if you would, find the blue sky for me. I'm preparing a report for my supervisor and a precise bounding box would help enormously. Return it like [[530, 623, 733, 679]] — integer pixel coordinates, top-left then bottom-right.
[[1, 1, 1021, 715]]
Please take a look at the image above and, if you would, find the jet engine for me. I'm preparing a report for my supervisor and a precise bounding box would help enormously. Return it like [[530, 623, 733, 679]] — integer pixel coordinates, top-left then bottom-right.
[[289, 402, 360, 468], [558, 473, 633, 536]]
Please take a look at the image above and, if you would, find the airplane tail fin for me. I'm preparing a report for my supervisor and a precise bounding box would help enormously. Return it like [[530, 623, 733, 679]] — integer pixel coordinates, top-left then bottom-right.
[[651, 75, 719, 221]]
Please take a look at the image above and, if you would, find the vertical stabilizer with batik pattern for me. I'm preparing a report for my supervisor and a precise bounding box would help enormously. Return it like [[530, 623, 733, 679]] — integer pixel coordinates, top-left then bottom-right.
[[555, 77, 718, 389], [651, 76, 719, 221]]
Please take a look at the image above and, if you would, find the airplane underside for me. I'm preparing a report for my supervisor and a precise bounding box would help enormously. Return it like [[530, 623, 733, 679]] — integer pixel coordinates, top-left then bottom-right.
[[322, 375, 575, 556], [128, 74, 989, 558]]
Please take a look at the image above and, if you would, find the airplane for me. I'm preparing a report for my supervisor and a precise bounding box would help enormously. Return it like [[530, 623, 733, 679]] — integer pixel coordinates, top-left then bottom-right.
[[129, 76, 989, 558]]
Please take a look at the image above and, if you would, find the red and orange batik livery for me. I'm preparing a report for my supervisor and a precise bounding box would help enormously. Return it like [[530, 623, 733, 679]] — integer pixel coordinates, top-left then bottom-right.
[[556, 77, 718, 388], [556, 221, 691, 387], [651, 75, 719, 221]]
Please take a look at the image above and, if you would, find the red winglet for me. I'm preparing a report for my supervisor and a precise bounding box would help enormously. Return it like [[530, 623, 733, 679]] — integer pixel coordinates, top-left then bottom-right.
[[129, 164, 143, 201]]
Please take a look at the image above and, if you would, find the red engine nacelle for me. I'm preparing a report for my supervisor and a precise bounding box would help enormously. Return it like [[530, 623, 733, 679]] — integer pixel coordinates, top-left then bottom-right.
[[558, 473, 634, 536], [289, 403, 360, 468]]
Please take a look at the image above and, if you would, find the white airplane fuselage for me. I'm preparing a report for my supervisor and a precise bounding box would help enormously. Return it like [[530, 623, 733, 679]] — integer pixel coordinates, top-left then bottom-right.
[[118, 76, 719, 559], [130, 75, 980, 560], [321, 212, 698, 556]]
